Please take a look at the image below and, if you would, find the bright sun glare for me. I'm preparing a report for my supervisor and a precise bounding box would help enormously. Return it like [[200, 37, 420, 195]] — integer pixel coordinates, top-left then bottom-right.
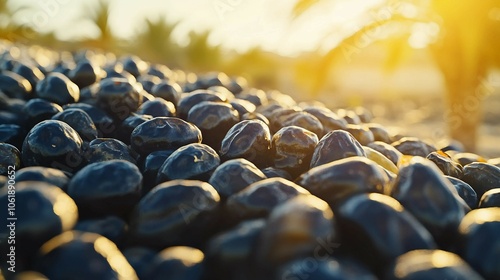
[[12, 0, 381, 56]]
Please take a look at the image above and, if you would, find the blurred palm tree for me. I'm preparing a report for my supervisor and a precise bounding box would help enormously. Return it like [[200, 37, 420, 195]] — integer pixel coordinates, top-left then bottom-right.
[[0, 0, 16, 24], [0, 0, 31, 41], [0, 0, 11, 21], [134, 16, 179, 65], [183, 30, 222, 72], [294, 0, 500, 151], [81, 0, 116, 50], [225, 46, 280, 88]]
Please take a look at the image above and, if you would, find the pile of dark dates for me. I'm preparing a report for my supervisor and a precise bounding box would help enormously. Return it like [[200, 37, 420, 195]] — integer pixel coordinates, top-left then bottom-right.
[[1, 40, 500, 280]]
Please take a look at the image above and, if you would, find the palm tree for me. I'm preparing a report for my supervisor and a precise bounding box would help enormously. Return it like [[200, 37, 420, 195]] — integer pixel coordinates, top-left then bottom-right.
[[81, 0, 116, 50], [294, 0, 500, 151], [183, 30, 222, 72], [0, 0, 14, 22], [0, 0, 31, 42], [134, 16, 179, 65], [225, 46, 280, 88]]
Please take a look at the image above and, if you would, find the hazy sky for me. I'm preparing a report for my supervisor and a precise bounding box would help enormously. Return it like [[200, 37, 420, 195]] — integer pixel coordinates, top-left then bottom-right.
[[12, 0, 380, 56]]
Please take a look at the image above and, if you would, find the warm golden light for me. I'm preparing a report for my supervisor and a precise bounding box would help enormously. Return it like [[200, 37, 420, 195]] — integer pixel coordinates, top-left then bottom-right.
[[52, 192, 78, 231], [394, 250, 466, 278], [39, 231, 75, 255], [1, 0, 499, 156], [459, 207, 500, 234], [93, 236, 139, 280], [159, 246, 205, 267], [363, 146, 399, 174], [294, 195, 332, 218], [368, 193, 404, 212]]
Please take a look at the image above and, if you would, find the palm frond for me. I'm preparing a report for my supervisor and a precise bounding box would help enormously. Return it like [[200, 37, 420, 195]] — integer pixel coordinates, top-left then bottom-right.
[[310, 15, 429, 94], [77, 0, 115, 49], [292, 0, 322, 19], [292, 0, 439, 94], [184, 30, 222, 71], [134, 16, 180, 62], [382, 35, 413, 73]]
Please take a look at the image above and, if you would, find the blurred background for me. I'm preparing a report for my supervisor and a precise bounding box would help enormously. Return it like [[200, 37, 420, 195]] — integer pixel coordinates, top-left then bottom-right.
[[1, 0, 499, 156]]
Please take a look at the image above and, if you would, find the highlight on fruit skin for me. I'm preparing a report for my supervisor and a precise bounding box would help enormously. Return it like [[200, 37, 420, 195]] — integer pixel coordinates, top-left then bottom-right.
[[36, 231, 139, 280], [387, 249, 483, 280]]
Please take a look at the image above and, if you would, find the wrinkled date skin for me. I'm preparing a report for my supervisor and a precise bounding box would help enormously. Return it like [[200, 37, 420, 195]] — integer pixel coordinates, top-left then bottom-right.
[[4, 41, 500, 280], [310, 130, 366, 168], [220, 120, 272, 168], [271, 126, 318, 178], [462, 162, 500, 199], [298, 156, 390, 207], [130, 117, 202, 156]]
